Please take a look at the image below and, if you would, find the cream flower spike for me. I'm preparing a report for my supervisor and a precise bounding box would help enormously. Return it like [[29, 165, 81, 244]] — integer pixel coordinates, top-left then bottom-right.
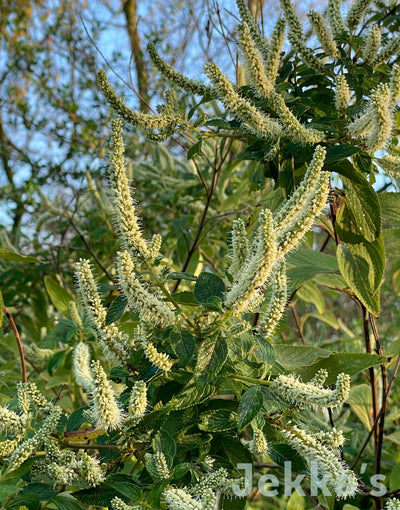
[[271, 372, 350, 408], [147, 43, 213, 97], [238, 22, 274, 98], [386, 499, 400, 510], [116, 250, 176, 328], [389, 63, 400, 105], [308, 10, 339, 58], [373, 37, 400, 66], [281, 426, 358, 499], [248, 426, 269, 454], [0, 407, 27, 436], [90, 360, 123, 431], [228, 218, 249, 281], [274, 93, 324, 144], [335, 75, 350, 112], [366, 83, 393, 153], [277, 171, 330, 255], [111, 497, 142, 510], [74, 259, 129, 365], [264, 18, 286, 85], [137, 323, 173, 372], [274, 145, 326, 232], [97, 70, 181, 132], [72, 342, 94, 392], [362, 25, 381, 65], [347, 104, 374, 138], [225, 208, 277, 314], [236, 0, 270, 61], [346, 0, 373, 31], [256, 258, 287, 342], [125, 380, 147, 428], [327, 0, 345, 37], [204, 62, 283, 139], [163, 487, 202, 510]]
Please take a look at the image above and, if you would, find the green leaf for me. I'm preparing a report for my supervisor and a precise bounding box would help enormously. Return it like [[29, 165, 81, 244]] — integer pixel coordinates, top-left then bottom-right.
[[50, 493, 82, 510], [296, 282, 325, 314], [383, 228, 400, 258], [378, 192, 400, 223], [172, 291, 199, 306], [325, 144, 360, 163], [298, 353, 387, 385], [167, 383, 215, 410], [199, 409, 238, 432], [22, 484, 57, 501], [167, 272, 197, 281], [7, 493, 40, 510], [348, 384, 372, 429], [0, 249, 42, 264], [0, 485, 21, 502], [268, 444, 307, 473], [73, 486, 118, 507], [337, 239, 385, 316], [195, 333, 228, 379], [105, 295, 128, 325], [221, 437, 253, 467], [0, 290, 3, 328], [193, 272, 225, 308], [386, 431, 400, 445], [274, 345, 331, 371], [153, 429, 176, 461], [111, 482, 142, 502], [66, 406, 90, 432], [237, 386, 263, 431], [169, 327, 195, 364], [287, 490, 306, 510], [187, 139, 203, 159], [390, 463, 400, 491], [286, 250, 340, 289], [341, 174, 381, 242], [44, 276, 73, 316]]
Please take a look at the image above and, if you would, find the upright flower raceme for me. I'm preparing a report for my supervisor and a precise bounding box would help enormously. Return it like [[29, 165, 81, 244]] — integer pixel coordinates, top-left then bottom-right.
[[335, 75, 350, 113], [327, 0, 345, 37], [235, 0, 270, 61], [90, 360, 123, 431], [362, 25, 381, 64], [228, 218, 249, 281], [308, 10, 338, 57], [72, 342, 94, 392], [346, 0, 373, 31], [264, 18, 286, 85], [366, 83, 393, 153], [74, 259, 129, 366]]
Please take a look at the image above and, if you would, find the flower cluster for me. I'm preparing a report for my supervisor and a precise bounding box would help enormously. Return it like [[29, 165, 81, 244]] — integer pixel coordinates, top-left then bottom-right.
[[90, 360, 123, 431]]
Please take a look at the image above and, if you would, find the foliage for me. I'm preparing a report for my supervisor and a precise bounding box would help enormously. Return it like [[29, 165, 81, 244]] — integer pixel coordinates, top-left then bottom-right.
[[1, 1, 400, 509]]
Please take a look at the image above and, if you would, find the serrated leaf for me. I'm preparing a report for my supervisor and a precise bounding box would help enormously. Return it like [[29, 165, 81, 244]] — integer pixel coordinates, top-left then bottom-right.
[[379, 192, 400, 223], [111, 482, 142, 502], [383, 228, 400, 258], [50, 493, 82, 510], [0, 485, 21, 501], [105, 295, 128, 325], [167, 383, 215, 410], [237, 386, 263, 430], [337, 240, 384, 316], [269, 444, 307, 473], [153, 429, 176, 461], [66, 406, 90, 432], [195, 333, 228, 379], [298, 353, 387, 385], [348, 384, 372, 429], [0, 249, 42, 264], [22, 484, 57, 501], [7, 493, 40, 510], [172, 291, 198, 306], [169, 327, 195, 364], [44, 276, 73, 316], [73, 486, 118, 507], [193, 272, 225, 307], [199, 409, 238, 432], [341, 174, 381, 242], [274, 345, 331, 371], [325, 145, 360, 163]]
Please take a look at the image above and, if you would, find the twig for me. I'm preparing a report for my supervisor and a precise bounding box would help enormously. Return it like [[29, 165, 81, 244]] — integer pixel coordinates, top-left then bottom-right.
[[3, 306, 27, 383], [290, 302, 306, 345]]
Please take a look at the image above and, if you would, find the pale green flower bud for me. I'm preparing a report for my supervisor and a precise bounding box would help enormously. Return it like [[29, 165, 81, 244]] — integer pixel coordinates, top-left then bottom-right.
[[389, 63, 400, 105], [276, 171, 330, 255], [275, 145, 326, 231], [327, 0, 345, 37], [0, 407, 27, 436], [274, 92, 324, 144], [386, 499, 400, 510], [225, 209, 277, 314], [7, 437, 38, 471], [147, 43, 213, 96], [153, 451, 170, 479], [236, 0, 270, 61], [47, 462, 76, 485], [73, 342, 94, 392], [21, 382, 48, 409], [335, 75, 350, 112], [366, 83, 393, 153], [228, 218, 249, 280], [111, 497, 143, 510], [74, 259, 129, 365], [281, 426, 358, 499], [148, 234, 162, 263], [204, 63, 282, 139], [17, 382, 30, 415], [238, 22, 274, 98], [314, 428, 345, 448], [200, 489, 216, 510], [117, 250, 176, 328], [126, 380, 147, 427], [257, 259, 287, 342], [91, 360, 123, 431], [69, 301, 83, 330], [76, 451, 105, 487], [264, 18, 286, 85], [272, 372, 350, 408], [362, 25, 381, 65], [191, 468, 228, 496], [143, 340, 173, 372], [309, 368, 328, 387], [248, 427, 269, 454], [163, 487, 202, 510], [346, 0, 373, 30], [23, 344, 54, 362], [308, 10, 338, 57], [0, 439, 18, 457]]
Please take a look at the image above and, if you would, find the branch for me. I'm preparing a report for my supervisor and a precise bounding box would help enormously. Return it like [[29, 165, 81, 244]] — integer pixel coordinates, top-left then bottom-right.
[[3, 306, 27, 383]]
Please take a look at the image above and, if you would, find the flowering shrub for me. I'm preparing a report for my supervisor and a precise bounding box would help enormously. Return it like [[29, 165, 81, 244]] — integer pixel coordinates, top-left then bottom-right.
[[1, 0, 400, 509]]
